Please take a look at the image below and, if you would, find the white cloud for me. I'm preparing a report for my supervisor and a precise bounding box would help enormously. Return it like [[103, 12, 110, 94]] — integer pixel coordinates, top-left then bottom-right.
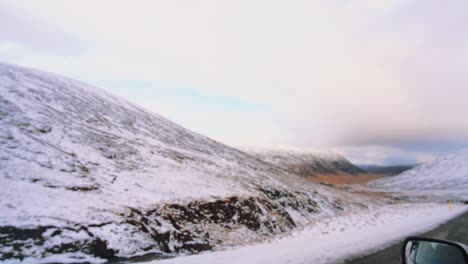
[[333, 145, 438, 166], [1, 0, 468, 164]]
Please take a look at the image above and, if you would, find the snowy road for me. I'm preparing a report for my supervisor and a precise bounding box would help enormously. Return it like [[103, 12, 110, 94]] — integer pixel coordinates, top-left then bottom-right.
[[147, 203, 468, 264], [346, 210, 468, 264]]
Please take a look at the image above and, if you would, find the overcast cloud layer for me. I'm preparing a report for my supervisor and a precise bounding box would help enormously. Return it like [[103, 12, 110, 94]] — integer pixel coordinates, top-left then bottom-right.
[[1, 0, 468, 165]]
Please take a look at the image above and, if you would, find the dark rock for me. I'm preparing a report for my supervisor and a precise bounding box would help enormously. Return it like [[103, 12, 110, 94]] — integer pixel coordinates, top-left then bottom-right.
[[88, 239, 117, 258], [65, 185, 99, 191], [0, 225, 116, 261], [37, 125, 52, 133], [123, 196, 300, 255], [319, 182, 334, 188]]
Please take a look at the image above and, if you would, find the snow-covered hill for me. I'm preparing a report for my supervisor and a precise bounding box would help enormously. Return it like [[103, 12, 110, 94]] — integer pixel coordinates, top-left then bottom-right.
[[246, 147, 366, 177], [0, 63, 382, 263], [369, 149, 468, 200]]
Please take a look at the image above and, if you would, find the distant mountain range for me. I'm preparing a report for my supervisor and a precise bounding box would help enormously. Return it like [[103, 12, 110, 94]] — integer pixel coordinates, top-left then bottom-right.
[[246, 147, 367, 177], [368, 150, 468, 200], [358, 164, 416, 176], [0, 62, 381, 263]]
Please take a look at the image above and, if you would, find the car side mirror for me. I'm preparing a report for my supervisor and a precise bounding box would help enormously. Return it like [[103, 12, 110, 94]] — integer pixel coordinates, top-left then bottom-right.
[[402, 236, 468, 264]]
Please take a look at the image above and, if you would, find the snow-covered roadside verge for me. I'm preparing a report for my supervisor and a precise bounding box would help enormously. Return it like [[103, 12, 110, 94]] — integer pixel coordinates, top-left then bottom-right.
[[150, 203, 468, 264]]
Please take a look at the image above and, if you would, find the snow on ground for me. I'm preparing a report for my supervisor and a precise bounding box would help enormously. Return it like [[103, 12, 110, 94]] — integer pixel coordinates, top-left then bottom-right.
[[151, 203, 468, 264], [0, 61, 372, 222], [369, 149, 468, 200], [244, 147, 366, 176], [3, 62, 465, 263], [0, 62, 387, 261]]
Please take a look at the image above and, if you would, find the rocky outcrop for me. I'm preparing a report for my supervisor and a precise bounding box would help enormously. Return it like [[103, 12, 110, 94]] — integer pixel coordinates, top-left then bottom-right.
[[0, 193, 323, 262]]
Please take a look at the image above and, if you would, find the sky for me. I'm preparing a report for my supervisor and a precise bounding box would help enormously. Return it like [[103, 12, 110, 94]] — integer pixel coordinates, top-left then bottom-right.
[[1, 0, 468, 165]]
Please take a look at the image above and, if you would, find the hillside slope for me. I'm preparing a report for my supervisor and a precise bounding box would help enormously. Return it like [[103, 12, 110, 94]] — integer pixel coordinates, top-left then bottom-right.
[[369, 149, 468, 200], [246, 147, 367, 177], [0, 63, 381, 263]]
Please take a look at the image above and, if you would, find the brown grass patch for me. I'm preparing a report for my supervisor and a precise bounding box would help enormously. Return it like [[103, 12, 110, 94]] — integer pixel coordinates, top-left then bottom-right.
[[307, 173, 382, 186], [306, 174, 403, 201]]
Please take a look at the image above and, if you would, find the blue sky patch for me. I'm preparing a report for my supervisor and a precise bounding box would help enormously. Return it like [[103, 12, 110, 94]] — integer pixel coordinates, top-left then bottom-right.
[[97, 80, 266, 112]]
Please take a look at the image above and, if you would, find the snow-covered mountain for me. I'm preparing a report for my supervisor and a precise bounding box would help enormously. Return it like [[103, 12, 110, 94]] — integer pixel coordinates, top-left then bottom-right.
[[246, 147, 366, 177], [0, 63, 382, 263], [369, 149, 468, 200]]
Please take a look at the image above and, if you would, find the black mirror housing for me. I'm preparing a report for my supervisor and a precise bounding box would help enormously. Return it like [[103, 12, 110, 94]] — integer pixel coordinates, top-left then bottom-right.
[[402, 236, 468, 264]]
